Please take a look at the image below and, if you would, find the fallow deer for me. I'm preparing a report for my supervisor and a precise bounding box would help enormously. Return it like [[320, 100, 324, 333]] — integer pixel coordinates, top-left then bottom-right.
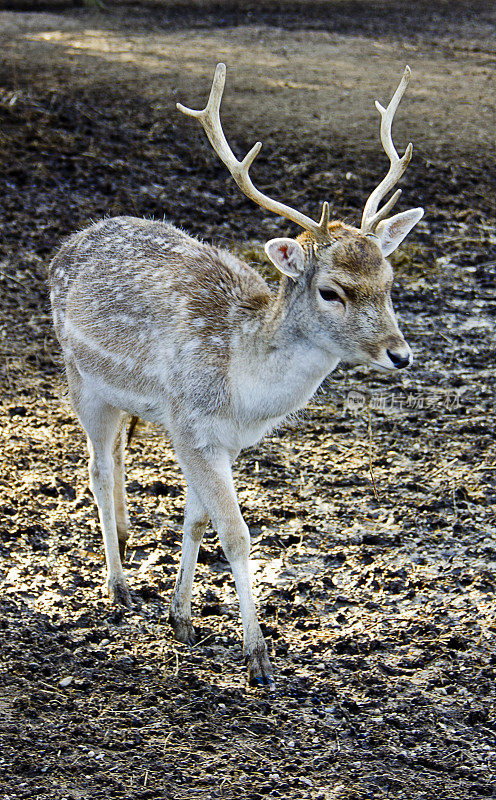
[[49, 63, 423, 689]]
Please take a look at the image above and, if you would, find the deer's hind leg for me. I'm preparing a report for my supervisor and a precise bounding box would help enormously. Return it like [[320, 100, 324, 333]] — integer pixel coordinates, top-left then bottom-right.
[[67, 364, 131, 607], [112, 421, 130, 561], [169, 486, 209, 645]]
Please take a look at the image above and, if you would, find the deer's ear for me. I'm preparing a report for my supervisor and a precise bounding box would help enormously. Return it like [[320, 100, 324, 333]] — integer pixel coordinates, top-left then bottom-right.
[[265, 238, 306, 279], [374, 208, 424, 257]]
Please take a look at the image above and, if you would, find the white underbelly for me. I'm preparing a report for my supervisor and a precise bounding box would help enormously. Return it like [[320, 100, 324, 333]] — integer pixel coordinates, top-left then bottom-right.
[[76, 367, 169, 426], [190, 413, 283, 453]]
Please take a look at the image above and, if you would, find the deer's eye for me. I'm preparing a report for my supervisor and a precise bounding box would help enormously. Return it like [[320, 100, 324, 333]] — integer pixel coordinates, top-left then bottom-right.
[[319, 288, 344, 304]]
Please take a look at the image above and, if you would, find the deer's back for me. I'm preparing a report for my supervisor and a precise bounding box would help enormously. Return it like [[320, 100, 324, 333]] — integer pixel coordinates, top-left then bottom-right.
[[49, 217, 272, 428]]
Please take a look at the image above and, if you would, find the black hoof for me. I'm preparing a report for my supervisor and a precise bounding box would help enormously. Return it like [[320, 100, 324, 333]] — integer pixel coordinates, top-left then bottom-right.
[[246, 646, 276, 692], [249, 672, 276, 692], [169, 613, 197, 646], [108, 579, 132, 609]]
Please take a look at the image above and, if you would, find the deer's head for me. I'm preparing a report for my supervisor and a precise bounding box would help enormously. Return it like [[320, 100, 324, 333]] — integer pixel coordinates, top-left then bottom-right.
[[178, 63, 423, 371]]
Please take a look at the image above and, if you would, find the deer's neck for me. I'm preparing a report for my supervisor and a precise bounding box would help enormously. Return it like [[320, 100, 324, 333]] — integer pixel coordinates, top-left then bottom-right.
[[230, 276, 339, 421], [262, 274, 308, 342]]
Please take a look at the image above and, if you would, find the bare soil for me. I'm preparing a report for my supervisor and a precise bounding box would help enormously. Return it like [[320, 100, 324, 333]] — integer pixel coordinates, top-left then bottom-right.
[[0, 3, 495, 799]]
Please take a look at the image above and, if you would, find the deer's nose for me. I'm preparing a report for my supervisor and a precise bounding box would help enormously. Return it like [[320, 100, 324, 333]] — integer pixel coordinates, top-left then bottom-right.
[[387, 349, 411, 369]]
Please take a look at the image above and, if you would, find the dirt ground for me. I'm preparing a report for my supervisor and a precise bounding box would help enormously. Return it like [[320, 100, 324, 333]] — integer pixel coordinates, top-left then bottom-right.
[[0, 2, 495, 799]]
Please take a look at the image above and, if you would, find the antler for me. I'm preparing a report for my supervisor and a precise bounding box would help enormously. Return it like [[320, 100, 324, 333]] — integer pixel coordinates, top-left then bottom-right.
[[361, 66, 414, 234], [177, 63, 331, 244]]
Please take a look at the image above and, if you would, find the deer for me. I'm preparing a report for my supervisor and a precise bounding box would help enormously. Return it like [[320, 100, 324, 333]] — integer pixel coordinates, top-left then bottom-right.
[[49, 63, 423, 689]]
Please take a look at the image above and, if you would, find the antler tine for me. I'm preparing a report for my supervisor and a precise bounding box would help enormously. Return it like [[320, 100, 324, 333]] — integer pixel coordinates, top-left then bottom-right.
[[361, 66, 414, 234], [177, 63, 331, 244]]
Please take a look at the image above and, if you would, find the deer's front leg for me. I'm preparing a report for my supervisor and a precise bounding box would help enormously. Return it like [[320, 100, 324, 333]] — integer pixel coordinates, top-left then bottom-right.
[[228, 534, 274, 690], [169, 487, 209, 645], [174, 440, 274, 690]]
